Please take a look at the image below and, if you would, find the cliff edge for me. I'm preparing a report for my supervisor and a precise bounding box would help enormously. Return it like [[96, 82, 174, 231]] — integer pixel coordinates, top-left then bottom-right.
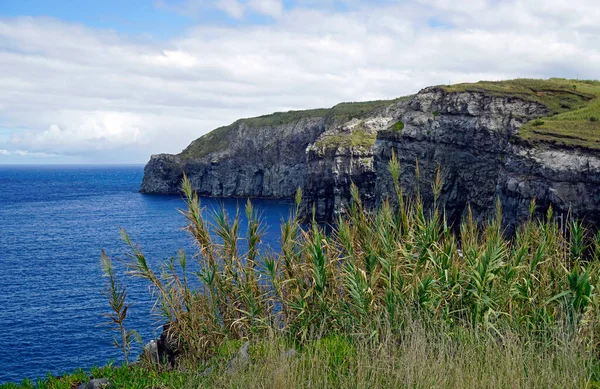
[[141, 78, 600, 228]]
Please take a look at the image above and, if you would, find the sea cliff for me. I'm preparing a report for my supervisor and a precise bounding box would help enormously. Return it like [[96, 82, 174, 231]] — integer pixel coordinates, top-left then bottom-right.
[[141, 79, 600, 228]]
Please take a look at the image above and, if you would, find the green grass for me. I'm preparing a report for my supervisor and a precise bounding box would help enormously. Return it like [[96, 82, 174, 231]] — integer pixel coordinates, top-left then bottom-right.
[[325, 99, 401, 125], [4, 332, 595, 389], [443, 78, 600, 150], [313, 124, 377, 151]]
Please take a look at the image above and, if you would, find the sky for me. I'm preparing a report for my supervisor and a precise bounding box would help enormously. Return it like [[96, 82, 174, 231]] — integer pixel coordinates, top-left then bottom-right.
[[0, 0, 598, 164]]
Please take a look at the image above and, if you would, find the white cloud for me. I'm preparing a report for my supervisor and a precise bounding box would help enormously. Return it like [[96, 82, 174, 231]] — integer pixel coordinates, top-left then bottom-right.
[[1, 1, 599, 163], [10, 112, 144, 152], [216, 0, 246, 18], [248, 0, 283, 18], [0, 148, 59, 158]]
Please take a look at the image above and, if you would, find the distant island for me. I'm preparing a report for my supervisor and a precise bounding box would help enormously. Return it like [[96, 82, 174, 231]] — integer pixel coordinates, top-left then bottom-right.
[[141, 78, 600, 229]]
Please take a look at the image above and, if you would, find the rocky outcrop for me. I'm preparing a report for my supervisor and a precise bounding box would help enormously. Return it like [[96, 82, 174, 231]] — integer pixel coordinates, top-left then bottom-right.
[[141, 115, 327, 198], [141, 81, 600, 228], [302, 100, 410, 220], [374, 86, 600, 229]]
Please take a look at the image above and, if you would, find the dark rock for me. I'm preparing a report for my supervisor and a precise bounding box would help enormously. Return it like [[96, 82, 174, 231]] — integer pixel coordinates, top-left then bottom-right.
[[140, 85, 600, 229], [77, 378, 110, 389], [225, 341, 250, 373], [374, 87, 600, 230], [142, 323, 181, 367], [200, 366, 214, 377]]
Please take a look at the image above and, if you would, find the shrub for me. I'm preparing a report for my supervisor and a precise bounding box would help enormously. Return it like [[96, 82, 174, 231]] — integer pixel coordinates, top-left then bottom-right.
[[532, 118, 545, 126], [590, 116, 598, 122], [392, 121, 404, 133]]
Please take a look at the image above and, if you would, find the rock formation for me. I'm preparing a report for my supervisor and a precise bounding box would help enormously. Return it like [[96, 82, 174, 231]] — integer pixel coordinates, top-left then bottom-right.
[[141, 79, 600, 229]]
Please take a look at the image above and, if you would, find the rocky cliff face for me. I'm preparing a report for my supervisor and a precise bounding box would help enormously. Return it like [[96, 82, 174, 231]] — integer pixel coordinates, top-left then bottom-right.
[[374, 86, 600, 229], [141, 80, 600, 228], [141, 115, 328, 198], [302, 100, 410, 220]]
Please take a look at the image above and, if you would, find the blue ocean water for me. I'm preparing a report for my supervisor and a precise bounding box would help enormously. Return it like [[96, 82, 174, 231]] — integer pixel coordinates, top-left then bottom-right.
[[0, 165, 293, 384]]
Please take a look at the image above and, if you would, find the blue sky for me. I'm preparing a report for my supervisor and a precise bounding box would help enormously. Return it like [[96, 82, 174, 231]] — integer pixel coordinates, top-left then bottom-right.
[[1, 0, 195, 38], [0, 0, 598, 163], [0, 0, 360, 36]]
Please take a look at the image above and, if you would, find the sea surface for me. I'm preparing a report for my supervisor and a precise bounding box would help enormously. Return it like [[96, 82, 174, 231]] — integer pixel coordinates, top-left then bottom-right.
[[0, 165, 293, 384]]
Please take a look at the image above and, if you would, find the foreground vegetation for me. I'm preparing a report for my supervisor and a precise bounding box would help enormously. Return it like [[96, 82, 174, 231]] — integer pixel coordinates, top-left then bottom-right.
[[5, 153, 600, 388], [2, 330, 594, 388]]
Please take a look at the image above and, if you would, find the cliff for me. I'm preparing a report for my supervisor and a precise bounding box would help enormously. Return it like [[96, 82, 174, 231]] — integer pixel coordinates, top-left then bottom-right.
[[141, 78, 600, 228]]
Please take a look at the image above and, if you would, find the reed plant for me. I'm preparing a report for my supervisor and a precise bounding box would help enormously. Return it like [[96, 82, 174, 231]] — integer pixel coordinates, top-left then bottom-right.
[[103, 154, 600, 382]]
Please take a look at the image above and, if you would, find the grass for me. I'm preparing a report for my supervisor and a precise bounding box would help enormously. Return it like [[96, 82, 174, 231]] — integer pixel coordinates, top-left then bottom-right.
[[443, 78, 600, 150], [3, 332, 594, 389], [325, 99, 402, 126], [313, 123, 377, 151]]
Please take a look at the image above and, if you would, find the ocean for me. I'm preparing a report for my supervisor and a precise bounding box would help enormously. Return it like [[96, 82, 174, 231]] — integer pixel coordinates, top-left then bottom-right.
[[0, 165, 293, 384]]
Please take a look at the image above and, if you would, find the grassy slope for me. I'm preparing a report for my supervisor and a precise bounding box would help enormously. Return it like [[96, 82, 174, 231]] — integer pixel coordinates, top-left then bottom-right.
[[443, 78, 600, 150], [179, 99, 396, 160], [1, 333, 592, 389]]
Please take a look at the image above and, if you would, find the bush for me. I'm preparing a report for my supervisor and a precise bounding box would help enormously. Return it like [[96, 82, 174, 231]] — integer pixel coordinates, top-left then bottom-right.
[[532, 118, 545, 126], [591, 116, 598, 122], [392, 120, 404, 133]]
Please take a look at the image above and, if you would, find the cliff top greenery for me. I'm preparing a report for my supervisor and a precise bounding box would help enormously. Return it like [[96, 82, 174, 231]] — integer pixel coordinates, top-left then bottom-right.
[[443, 78, 600, 150], [179, 99, 399, 159]]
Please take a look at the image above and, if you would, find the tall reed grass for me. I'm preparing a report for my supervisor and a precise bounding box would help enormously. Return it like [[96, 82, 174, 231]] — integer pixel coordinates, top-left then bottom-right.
[[105, 152, 600, 383]]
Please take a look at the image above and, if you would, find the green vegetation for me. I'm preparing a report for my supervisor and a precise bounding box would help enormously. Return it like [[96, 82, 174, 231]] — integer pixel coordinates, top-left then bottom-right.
[[393, 120, 404, 133], [3, 333, 592, 388], [326, 98, 404, 125], [443, 78, 600, 150], [314, 124, 377, 151], [8, 154, 600, 388]]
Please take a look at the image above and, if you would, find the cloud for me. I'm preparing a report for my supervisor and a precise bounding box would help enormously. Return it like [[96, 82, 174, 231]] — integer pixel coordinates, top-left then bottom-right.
[[155, 0, 283, 19], [0, 149, 59, 158], [216, 0, 245, 18], [1, 1, 600, 162], [10, 112, 144, 152], [248, 0, 283, 18]]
